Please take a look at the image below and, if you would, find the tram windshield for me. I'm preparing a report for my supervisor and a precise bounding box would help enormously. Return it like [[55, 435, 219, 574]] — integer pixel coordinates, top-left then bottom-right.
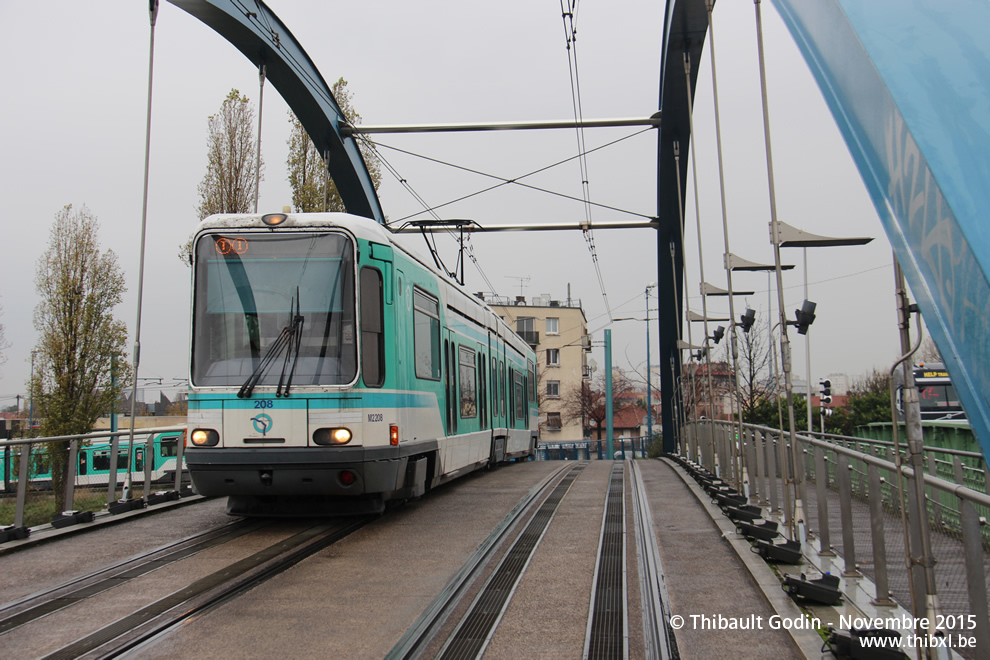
[[192, 232, 357, 387]]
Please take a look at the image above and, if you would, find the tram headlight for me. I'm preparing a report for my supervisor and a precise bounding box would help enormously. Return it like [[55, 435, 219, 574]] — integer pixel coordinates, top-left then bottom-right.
[[313, 427, 352, 446], [261, 213, 287, 226], [190, 429, 219, 447]]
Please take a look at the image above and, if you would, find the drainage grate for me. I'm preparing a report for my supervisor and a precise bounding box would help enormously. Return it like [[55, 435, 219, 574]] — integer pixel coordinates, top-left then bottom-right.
[[586, 463, 626, 660], [439, 463, 587, 660]]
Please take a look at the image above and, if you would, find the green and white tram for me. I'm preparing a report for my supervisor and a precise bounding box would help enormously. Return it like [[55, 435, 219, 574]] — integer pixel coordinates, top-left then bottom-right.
[[185, 212, 539, 515]]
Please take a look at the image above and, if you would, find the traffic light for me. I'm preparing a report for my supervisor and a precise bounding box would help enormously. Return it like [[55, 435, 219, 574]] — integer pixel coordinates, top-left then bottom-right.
[[712, 325, 725, 344], [740, 308, 756, 333], [793, 300, 817, 335], [819, 379, 832, 406], [694, 347, 709, 361]]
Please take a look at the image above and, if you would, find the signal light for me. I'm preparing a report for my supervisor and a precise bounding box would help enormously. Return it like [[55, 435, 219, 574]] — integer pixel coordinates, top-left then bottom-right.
[[339, 470, 356, 486], [712, 325, 725, 344], [820, 379, 833, 407], [793, 300, 817, 335], [740, 308, 756, 333], [390, 425, 399, 446]]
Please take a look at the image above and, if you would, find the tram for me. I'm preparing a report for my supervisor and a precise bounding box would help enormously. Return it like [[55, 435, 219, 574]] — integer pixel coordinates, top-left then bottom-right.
[[1, 430, 187, 492], [185, 212, 539, 515]]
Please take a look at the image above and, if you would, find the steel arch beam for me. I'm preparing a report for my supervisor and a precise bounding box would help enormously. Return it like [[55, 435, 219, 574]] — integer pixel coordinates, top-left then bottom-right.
[[168, 0, 385, 223], [656, 1, 712, 453]]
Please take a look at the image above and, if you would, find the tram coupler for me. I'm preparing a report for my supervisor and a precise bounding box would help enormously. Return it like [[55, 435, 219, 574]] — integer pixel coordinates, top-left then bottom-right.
[[783, 572, 842, 605], [51, 510, 95, 529], [0, 525, 30, 543]]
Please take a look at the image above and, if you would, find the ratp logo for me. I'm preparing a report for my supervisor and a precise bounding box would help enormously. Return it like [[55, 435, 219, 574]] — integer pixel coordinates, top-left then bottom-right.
[[251, 413, 273, 436]]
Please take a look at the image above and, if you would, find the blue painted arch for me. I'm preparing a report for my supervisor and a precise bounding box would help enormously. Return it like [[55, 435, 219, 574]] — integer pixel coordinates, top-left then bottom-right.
[[168, 0, 385, 223]]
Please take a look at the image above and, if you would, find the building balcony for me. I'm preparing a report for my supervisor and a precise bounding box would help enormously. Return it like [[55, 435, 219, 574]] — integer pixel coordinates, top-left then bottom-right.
[[517, 330, 540, 347]]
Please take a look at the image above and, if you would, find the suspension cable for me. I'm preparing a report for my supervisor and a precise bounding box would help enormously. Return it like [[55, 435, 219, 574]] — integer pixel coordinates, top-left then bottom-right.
[[560, 0, 613, 320]]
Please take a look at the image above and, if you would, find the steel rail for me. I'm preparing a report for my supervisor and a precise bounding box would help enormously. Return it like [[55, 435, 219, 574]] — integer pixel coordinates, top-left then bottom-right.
[[630, 461, 678, 660], [385, 463, 574, 660], [0, 519, 264, 635], [437, 462, 587, 660], [40, 518, 370, 660]]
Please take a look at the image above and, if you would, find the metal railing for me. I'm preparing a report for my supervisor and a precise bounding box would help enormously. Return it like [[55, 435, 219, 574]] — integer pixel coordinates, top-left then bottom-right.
[[0, 425, 188, 531], [681, 419, 990, 658], [536, 436, 655, 461]]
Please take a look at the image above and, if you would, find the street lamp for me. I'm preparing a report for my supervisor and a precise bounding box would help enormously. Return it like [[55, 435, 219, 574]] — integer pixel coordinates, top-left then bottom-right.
[[645, 282, 658, 448]]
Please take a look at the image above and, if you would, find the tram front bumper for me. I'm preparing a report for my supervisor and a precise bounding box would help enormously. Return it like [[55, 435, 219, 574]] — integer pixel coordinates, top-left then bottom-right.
[[184, 444, 436, 498]]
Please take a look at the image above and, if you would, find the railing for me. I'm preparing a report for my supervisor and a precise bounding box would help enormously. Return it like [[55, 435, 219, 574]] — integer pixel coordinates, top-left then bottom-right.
[[0, 426, 188, 533], [680, 419, 990, 658], [536, 436, 654, 461]]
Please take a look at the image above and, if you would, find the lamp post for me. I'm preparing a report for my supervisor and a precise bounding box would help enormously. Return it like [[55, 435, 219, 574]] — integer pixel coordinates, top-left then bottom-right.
[[645, 282, 658, 447], [605, 329, 614, 460]]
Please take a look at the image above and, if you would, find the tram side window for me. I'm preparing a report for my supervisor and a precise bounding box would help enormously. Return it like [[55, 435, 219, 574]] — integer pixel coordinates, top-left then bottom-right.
[[360, 267, 385, 387], [508, 368, 515, 422], [500, 360, 506, 417], [492, 357, 498, 418], [514, 371, 524, 420], [414, 289, 441, 380], [459, 346, 477, 418], [528, 359, 536, 403], [93, 450, 110, 471]]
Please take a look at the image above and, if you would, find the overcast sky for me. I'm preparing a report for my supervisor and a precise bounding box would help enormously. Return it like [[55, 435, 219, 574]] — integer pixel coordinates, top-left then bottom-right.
[[0, 0, 902, 408]]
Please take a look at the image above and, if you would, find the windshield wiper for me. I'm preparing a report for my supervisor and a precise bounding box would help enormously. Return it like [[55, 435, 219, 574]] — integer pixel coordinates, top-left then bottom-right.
[[237, 290, 305, 398], [277, 289, 305, 397]]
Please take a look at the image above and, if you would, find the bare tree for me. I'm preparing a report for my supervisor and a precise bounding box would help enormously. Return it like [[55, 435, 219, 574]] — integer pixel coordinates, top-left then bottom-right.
[[917, 336, 942, 364], [729, 327, 775, 423], [197, 89, 262, 220], [287, 78, 381, 213], [30, 206, 129, 510], [561, 371, 633, 440]]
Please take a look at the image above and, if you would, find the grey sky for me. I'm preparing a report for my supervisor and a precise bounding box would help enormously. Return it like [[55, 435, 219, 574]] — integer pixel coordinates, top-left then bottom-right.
[[0, 0, 900, 408]]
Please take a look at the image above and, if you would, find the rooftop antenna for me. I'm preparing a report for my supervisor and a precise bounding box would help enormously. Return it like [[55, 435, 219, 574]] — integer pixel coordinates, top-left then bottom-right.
[[506, 276, 531, 298]]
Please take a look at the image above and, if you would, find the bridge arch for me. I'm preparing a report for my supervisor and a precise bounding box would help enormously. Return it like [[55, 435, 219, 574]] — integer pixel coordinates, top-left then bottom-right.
[[169, 0, 385, 223]]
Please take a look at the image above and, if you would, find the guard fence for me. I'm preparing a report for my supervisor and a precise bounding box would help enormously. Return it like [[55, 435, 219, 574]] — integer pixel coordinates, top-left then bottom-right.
[[0, 426, 188, 532], [681, 419, 990, 659], [535, 436, 654, 461]]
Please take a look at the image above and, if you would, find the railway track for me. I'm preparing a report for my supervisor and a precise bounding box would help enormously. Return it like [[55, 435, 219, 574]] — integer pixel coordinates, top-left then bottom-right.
[[389, 461, 678, 660], [0, 516, 370, 659], [2, 460, 679, 659]]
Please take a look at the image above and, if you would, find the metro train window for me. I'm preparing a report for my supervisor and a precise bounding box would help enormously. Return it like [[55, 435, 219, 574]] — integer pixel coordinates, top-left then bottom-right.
[[160, 437, 178, 457], [459, 346, 477, 418], [361, 267, 385, 387], [414, 289, 441, 380]]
